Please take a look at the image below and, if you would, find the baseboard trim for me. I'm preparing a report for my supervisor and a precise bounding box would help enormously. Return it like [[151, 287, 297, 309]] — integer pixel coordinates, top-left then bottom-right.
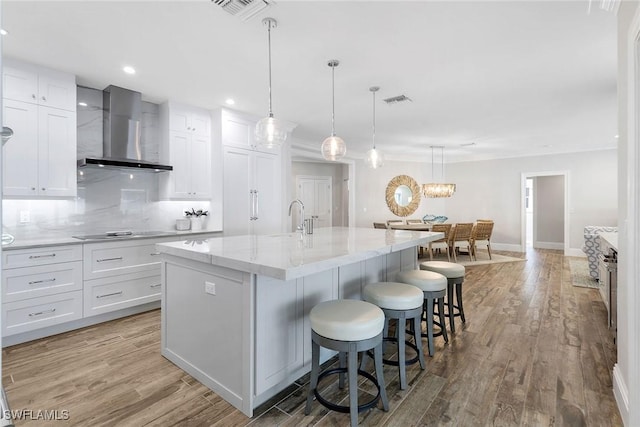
[[533, 241, 564, 250], [613, 363, 629, 426]]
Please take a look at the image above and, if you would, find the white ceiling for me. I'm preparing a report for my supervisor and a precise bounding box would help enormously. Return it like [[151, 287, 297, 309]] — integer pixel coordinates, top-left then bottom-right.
[[2, 0, 617, 163]]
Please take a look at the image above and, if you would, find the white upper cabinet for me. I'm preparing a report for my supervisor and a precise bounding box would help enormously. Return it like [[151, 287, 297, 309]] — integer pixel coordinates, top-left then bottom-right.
[[168, 103, 211, 137], [2, 59, 77, 198], [221, 109, 279, 154], [3, 59, 76, 112], [160, 102, 212, 200]]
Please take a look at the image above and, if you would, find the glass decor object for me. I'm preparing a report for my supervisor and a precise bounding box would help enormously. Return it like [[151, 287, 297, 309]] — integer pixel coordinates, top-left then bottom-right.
[[255, 17, 288, 148], [422, 145, 456, 198], [364, 86, 384, 169], [321, 60, 346, 161]]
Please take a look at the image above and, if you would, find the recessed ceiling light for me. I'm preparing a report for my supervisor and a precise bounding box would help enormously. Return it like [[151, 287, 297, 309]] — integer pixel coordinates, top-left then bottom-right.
[[0, 29, 8, 36], [123, 66, 136, 75], [78, 101, 88, 107], [225, 98, 235, 106]]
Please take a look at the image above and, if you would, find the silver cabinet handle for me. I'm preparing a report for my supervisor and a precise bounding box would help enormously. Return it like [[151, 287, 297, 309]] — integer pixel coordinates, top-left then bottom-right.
[[41, 187, 46, 191], [249, 190, 256, 220], [28, 278, 56, 285], [150, 284, 161, 289], [31, 94, 36, 100], [31, 187, 36, 191], [150, 252, 161, 256], [96, 291, 123, 299], [254, 190, 259, 220], [29, 308, 56, 317], [41, 96, 46, 101], [97, 257, 123, 263], [29, 253, 56, 259]]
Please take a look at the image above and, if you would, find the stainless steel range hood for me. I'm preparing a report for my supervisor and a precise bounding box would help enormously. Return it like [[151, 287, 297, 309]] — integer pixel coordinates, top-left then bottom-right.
[[77, 85, 172, 172]]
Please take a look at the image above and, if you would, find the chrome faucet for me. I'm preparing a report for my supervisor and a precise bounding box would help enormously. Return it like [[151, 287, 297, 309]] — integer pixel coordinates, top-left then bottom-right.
[[288, 199, 306, 234]]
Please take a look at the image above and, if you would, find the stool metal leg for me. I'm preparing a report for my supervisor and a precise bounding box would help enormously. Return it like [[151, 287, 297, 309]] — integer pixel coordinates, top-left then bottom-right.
[[412, 315, 425, 369], [373, 342, 389, 411], [437, 297, 448, 343], [456, 281, 466, 323], [305, 340, 321, 415], [339, 351, 347, 389], [397, 317, 407, 389], [348, 347, 358, 427], [447, 282, 455, 333], [426, 296, 435, 356]]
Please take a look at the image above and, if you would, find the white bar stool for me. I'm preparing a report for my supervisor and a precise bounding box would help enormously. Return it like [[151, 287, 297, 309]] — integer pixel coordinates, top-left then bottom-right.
[[420, 261, 466, 333], [396, 269, 448, 356], [305, 299, 389, 427], [362, 282, 425, 390]]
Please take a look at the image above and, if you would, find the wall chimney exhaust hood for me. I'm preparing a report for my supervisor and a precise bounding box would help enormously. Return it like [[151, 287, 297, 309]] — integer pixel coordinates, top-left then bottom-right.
[[77, 85, 173, 172]]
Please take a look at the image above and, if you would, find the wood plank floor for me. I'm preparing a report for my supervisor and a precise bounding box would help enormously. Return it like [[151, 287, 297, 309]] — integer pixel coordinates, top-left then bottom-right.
[[2, 248, 622, 426]]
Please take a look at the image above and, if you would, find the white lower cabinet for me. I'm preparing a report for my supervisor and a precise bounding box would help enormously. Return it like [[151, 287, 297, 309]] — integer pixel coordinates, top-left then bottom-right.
[[84, 270, 161, 317], [2, 290, 83, 336]]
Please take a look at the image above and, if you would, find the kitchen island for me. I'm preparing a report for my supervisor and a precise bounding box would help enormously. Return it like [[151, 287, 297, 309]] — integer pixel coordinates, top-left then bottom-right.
[[156, 226, 442, 417]]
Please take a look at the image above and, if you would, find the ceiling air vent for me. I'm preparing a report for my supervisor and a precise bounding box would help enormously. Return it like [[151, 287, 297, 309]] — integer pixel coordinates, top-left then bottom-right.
[[383, 94, 412, 105], [212, 0, 272, 21]]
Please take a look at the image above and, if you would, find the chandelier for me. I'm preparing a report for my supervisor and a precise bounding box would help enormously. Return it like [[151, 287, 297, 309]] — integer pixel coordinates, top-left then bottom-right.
[[422, 146, 456, 198]]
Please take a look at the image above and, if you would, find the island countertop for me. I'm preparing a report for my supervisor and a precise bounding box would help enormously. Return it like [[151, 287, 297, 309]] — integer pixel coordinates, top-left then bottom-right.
[[156, 226, 443, 281]]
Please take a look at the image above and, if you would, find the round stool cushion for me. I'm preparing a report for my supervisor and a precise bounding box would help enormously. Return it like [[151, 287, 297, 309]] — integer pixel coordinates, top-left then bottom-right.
[[310, 299, 385, 342], [363, 282, 424, 311], [397, 270, 447, 292], [420, 261, 465, 279]]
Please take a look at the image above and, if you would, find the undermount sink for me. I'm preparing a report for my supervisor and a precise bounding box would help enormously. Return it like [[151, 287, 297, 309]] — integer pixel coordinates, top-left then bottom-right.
[[72, 230, 178, 240]]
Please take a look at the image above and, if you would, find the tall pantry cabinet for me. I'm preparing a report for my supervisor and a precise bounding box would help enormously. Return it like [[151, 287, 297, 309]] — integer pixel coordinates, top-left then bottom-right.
[[2, 59, 77, 197], [218, 109, 287, 236]]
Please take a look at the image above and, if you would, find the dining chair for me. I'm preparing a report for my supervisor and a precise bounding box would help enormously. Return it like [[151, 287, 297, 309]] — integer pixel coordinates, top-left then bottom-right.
[[471, 221, 494, 260], [406, 219, 424, 225], [450, 223, 474, 262], [387, 220, 403, 226], [428, 223, 453, 261], [373, 222, 388, 229]]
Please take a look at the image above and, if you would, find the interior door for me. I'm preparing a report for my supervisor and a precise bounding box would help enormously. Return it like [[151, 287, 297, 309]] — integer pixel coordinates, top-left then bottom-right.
[[296, 176, 332, 230]]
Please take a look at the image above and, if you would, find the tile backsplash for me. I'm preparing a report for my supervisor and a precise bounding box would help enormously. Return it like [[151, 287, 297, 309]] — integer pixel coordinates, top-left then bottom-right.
[[2, 85, 219, 239]]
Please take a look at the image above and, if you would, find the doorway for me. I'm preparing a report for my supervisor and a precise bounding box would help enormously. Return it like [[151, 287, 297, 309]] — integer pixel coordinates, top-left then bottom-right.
[[296, 175, 332, 230], [521, 171, 569, 253]]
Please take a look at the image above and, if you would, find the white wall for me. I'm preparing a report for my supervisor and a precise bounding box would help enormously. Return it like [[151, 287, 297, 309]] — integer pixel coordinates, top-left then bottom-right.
[[445, 149, 617, 252], [534, 175, 564, 247], [354, 158, 446, 227]]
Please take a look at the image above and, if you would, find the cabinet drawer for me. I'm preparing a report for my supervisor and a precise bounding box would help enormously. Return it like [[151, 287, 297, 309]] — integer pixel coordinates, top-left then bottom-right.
[[84, 271, 161, 317], [3, 245, 82, 269], [3, 261, 82, 303], [2, 290, 83, 336], [83, 241, 162, 280]]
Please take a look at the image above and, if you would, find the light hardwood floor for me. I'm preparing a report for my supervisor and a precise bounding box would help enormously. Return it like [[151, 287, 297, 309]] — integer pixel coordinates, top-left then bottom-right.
[[2, 249, 622, 426]]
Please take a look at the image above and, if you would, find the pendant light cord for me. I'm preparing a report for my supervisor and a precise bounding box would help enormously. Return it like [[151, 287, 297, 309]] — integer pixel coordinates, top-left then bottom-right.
[[267, 20, 274, 118], [331, 64, 336, 136], [372, 90, 376, 149]]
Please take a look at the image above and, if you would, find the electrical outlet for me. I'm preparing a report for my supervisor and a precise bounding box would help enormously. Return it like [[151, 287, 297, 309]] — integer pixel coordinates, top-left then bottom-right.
[[205, 281, 216, 295], [19, 210, 30, 223]]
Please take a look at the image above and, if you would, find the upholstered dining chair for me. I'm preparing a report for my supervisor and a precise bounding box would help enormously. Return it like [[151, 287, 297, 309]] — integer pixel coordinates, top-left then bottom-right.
[[471, 221, 494, 260], [387, 220, 403, 227], [428, 223, 453, 261], [450, 223, 474, 262], [373, 222, 388, 229]]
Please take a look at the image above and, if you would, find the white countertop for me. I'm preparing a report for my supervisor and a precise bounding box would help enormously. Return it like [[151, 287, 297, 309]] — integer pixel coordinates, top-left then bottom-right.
[[599, 231, 618, 252], [2, 228, 223, 250], [156, 226, 443, 281]]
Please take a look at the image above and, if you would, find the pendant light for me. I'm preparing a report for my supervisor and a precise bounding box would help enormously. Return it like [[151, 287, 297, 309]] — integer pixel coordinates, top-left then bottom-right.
[[364, 86, 383, 169], [255, 17, 288, 148], [321, 60, 346, 161], [422, 146, 456, 198]]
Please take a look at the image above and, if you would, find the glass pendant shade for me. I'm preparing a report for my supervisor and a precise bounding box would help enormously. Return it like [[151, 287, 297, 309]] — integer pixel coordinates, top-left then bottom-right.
[[256, 17, 288, 148], [365, 147, 383, 169], [322, 60, 346, 161], [422, 183, 456, 198], [255, 115, 288, 148], [321, 135, 346, 161]]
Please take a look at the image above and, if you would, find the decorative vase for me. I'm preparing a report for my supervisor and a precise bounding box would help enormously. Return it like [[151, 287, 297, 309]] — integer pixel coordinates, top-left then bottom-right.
[[190, 217, 203, 231]]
